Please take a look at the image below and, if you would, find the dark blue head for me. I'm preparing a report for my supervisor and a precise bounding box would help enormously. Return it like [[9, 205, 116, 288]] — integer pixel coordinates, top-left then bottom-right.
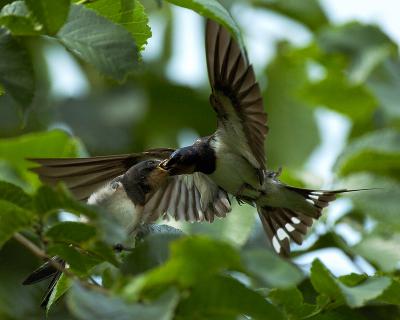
[[163, 146, 198, 175]]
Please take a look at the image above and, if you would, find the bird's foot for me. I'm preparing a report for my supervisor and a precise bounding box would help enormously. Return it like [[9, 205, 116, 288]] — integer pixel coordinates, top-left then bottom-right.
[[267, 167, 283, 180]]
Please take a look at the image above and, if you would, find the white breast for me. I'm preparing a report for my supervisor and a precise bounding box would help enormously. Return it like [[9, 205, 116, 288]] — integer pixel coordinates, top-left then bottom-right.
[[88, 184, 140, 232], [209, 136, 260, 197]]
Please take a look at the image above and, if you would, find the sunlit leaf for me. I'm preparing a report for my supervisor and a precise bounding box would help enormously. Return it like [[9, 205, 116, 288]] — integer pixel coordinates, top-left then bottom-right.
[[0, 130, 82, 189], [87, 0, 151, 52], [58, 5, 138, 81], [25, 0, 70, 35]]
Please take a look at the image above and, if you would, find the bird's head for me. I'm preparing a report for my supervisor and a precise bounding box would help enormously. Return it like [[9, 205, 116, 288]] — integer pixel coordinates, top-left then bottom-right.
[[161, 147, 198, 175]]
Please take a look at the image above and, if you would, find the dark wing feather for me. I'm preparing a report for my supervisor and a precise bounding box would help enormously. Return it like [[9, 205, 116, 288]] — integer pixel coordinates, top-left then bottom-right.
[[206, 19, 268, 169], [141, 173, 231, 223], [29, 148, 174, 201]]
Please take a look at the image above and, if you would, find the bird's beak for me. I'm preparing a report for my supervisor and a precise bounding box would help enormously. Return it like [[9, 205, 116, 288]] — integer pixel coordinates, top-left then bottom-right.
[[159, 158, 195, 175]]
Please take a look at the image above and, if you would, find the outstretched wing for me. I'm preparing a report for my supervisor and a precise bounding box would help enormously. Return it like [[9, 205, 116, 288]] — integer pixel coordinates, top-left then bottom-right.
[[141, 172, 231, 223], [29, 148, 174, 201], [206, 19, 268, 170]]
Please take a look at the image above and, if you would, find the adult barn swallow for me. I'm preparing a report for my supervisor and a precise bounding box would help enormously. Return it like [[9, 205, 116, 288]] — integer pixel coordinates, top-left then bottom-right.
[[23, 158, 195, 307], [161, 19, 360, 257]]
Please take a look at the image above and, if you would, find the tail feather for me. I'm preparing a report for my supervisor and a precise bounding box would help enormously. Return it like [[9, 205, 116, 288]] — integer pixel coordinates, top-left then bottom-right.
[[257, 186, 371, 257]]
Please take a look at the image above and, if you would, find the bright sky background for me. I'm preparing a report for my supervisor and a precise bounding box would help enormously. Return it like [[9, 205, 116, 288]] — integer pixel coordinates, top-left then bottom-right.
[[50, 1, 400, 276]]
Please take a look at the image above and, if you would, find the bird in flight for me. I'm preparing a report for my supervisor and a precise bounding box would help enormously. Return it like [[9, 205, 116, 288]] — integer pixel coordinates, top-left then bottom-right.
[[31, 19, 358, 258]]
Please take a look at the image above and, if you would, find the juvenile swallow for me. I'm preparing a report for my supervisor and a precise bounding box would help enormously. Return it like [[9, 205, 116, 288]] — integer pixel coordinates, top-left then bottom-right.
[[160, 19, 364, 257], [23, 159, 189, 307]]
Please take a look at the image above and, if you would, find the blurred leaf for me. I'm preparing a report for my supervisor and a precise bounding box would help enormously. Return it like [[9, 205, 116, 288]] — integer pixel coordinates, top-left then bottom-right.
[[0, 28, 34, 109], [0, 1, 40, 35], [165, 0, 244, 50], [33, 185, 96, 218], [366, 58, 400, 120], [0, 200, 34, 248], [269, 287, 316, 319], [337, 274, 391, 308], [67, 284, 179, 320], [176, 275, 284, 320], [0, 130, 82, 189], [46, 273, 71, 313], [45, 221, 97, 245], [122, 236, 242, 298], [121, 233, 181, 276], [58, 5, 137, 81], [184, 203, 256, 247], [335, 129, 400, 179], [311, 260, 392, 308], [87, 0, 151, 52], [254, 0, 328, 31], [25, 0, 70, 35], [338, 174, 400, 230], [242, 249, 304, 288], [317, 22, 397, 83], [310, 259, 343, 303], [301, 64, 377, 121], [378, 279, 400, 306], [352, 234, 400, 272], [0, 180, 32, 209], [264, 43, 320, 168], [47, 243, 101, 276]]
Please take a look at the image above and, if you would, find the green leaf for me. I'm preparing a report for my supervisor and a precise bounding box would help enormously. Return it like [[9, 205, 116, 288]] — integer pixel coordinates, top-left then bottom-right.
[[45, 221, 97, 244], [378, 278, 400, 306], [164, 0, 244, 50], [176, 275, 284, 320], [121, 233, 182, 276], [317, 22, 397, 83], [264, 43, 320, 168], [338, 174, 400, 230], [87, 0, 151, 52], [310, 259, 343, 303], [0, 200, 34, 248], [0, 1, 40, 35], [25, 0, 70, 35], [337, 275, 391, 308], [58, 5, 138, 81], [353, 234, 400, 272], [366, 58, 400, 120], [301, 63, 377, 121], [46, 273, 71, 312], [67, 284, 179, 320], [254, 0, 328, 31], [335, 129, 400, 179], [0, 28, 34, 108], [122, 236, 243, 298], [47, 243, 101, 276], [269, 287, 316, 319], [0, 180, 32, 209], [33, 185, 97, 218], [0, 130, 83, 188], [241, 249, 304, 289]]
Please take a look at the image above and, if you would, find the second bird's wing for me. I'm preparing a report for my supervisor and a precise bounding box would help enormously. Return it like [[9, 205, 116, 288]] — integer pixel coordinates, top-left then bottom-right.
[[206, 19, 268, 170], [29, 148, 175, 201], [141, 172, 231, 223]]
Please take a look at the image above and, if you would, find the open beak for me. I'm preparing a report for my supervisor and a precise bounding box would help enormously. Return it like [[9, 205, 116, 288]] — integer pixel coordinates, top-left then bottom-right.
[[159, 159, 170, 171]]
